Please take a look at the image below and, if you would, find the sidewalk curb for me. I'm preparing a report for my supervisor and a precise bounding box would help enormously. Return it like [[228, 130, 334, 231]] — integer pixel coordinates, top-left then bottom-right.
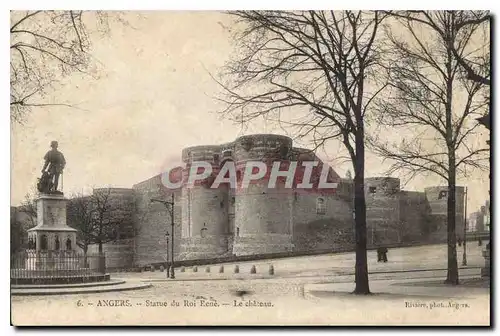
[[303, 275, 488, 300], [11, 282, 152, 296], [338, 266, 481, 277], [11, 279, 126, 289]]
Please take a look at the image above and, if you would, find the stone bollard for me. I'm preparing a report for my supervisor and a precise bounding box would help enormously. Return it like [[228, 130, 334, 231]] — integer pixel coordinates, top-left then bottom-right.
[[181, 266, 186, 272], [234, 265, 239, 274], [206, 266, 211, 273], [160, 265, 165, 272], [250, 265, 256, 274], [193, 266, 198, 272], [219, 265, 224, 273], [268, 264, 274, 275]]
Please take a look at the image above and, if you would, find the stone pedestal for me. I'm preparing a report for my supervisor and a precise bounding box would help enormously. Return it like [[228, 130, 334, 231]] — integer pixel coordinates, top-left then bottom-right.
[[12, 193, 110, 285], [27, 193, 78, 260], [481, 247, 490, 278]]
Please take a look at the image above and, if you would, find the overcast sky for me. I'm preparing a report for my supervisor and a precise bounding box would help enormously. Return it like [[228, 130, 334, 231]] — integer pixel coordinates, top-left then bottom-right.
[[10, 11, 490, 213]]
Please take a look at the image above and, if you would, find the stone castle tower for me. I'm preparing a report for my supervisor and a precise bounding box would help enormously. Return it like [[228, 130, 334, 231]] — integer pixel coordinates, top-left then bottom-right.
[[178, 134, 297, 259], [232, 134, 295, 256], [179, 145, 231, 260], [424, 186, 466, 242], [364, 177, 401, 245]]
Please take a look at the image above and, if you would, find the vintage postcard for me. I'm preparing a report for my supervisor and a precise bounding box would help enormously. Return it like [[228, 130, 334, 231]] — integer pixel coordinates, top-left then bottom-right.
[[10, 9, 491, 326]]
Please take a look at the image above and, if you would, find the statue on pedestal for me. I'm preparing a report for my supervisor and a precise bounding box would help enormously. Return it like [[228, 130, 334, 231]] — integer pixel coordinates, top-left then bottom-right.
[[37, 141, 66, 194]]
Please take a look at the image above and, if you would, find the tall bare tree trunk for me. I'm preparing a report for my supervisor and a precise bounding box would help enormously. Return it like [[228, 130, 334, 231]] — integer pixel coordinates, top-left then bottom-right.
[[446, 156, 459, 284], [353, 127, 370, 294], [445, 36, 459, 284], [97, 240, 106, 273]]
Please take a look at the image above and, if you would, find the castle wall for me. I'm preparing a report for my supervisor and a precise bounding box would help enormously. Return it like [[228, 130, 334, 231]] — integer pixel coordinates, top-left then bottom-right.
[[88, 239, 135, 269], [228, 188, 236, 253], [292, 191, 354, 252], [132, 175, 182, 267], [127, 135, 380, 263], [424, 186, 465, 242], [86, 134, 471, 267], [365, 177, 401, 245], [399, 191, 432, 243], [336, 178, 354, 204]]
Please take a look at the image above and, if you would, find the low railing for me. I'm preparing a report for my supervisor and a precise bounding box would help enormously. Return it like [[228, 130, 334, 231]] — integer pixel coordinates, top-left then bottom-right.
[[11, 250, 106, 284]]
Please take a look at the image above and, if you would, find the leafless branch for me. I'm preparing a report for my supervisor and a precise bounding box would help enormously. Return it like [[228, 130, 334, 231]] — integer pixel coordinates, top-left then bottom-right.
[[10, 10, 126, 124], [372, 11, 489, 185]]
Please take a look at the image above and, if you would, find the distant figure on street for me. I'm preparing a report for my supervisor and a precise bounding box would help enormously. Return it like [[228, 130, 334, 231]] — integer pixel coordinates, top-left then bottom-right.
[[478, 238, 483, 246], [377, 247, 388, 262], [457, 237, 462, 247]]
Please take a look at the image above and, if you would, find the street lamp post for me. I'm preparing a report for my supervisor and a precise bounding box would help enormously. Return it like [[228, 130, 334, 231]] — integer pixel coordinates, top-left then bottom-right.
[[462, 187, 468, 266], [165, 232, 170, 278], [151, 194, 175, 279]]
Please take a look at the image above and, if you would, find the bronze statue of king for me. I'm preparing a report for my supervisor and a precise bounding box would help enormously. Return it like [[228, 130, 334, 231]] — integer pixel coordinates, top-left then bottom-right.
[[37, 141, 66, 194]]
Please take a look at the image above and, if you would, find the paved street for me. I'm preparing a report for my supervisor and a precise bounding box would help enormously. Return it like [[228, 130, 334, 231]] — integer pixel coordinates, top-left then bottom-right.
[[112, 241, 488, 280], [11, 243, 490, 326]]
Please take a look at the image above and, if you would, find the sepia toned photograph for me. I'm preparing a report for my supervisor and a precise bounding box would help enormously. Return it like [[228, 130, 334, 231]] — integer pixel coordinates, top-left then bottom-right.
[[9, 8, 491, 326]]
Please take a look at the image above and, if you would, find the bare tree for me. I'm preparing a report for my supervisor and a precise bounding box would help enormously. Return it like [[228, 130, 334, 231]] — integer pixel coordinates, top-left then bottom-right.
[[67, 188, 134, 258], [67, 192, 94, 258], [215, 10, 388, 294], [449, 12, 490, 87], [18, 192, 38, 228], [11, 208, 25, 254], [371, 11, 489, 285], [10, 10, 123, 124], [11, 192, 38, 253]]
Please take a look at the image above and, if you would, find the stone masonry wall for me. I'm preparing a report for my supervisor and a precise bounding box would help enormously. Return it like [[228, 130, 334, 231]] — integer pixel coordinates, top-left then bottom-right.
[[132, 174, 182, 267], [365, 177, 401, 245], [292, 191, 354, 251], [424, 186, 465, 243], [399, 191, 432, 243]]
